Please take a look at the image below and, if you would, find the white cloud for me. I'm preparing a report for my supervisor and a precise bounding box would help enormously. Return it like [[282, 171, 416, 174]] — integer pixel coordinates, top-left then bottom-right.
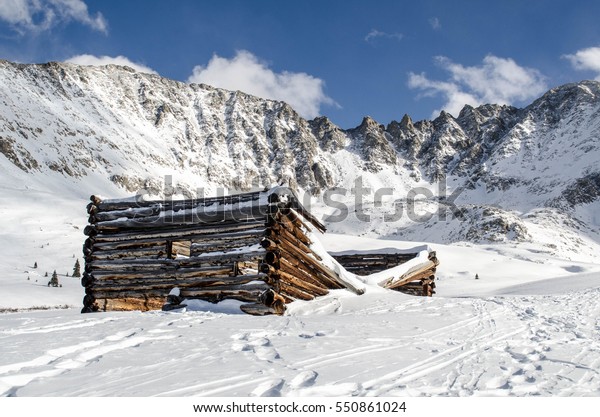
[[563, 46, 600, 81], [0, 0, 106, 34], [365, 29, 403, 42], [408, 55, 547, 117], [187, 50, 336, 119], [66, 54, 157, 74], [428, 17, 441, 30]]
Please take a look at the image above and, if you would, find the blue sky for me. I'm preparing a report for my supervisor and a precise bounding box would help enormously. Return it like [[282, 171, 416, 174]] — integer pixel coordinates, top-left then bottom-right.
[[1, 0, 600, 128]]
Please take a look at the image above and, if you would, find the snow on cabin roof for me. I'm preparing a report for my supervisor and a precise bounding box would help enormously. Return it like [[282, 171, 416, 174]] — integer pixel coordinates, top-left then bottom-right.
[[92, 186, 327, 233]]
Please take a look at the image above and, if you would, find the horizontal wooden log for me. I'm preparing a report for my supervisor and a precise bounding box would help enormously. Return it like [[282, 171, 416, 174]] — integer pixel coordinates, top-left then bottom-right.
[[191, 237, 262, 254], [92, 228, 266, 251], [93, 220, 266, 242], [94, 206, 159, 222], [239, 303, 282, 316], [94, 191, 262, 212], [88, 249, 266, 271], [90, 247, 169, 261], [96, 297, 165, 312], [92, 283, 270, 302], [90, 274, 267, 291], [94, 204, 269, 231], [91, 265, 236, 280], [333, 255, 416, 266]]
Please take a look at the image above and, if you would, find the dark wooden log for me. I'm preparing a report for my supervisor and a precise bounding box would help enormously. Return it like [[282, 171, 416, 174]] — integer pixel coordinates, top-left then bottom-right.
[[240, 303, 281, 316], [89, 246, 169, 261], [91, 265, 236, 280], [92, 220, 266, 242], [88, 250, 266, 272], [90, 274, 267, 291], [92, 283, 270, 302], [259, 289, 286, 314], [94, 204, 269, 231], [83, 225, 97, 236], [94, 206, 162, 222], [95, 191, 263, 212], [190, 237, 262, 254], [260, 238, 277, 251], [92, 228, 266, 251]]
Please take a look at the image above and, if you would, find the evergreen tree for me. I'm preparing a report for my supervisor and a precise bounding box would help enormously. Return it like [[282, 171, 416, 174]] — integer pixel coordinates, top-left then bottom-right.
[[73, 259, 81, 277], [44, 271, 48, 277], [49, 270, 59, 287], [34, 261, 38, 268]]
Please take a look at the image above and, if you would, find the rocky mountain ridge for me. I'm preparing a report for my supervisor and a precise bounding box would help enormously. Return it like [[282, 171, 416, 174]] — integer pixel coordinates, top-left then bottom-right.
[[1, 60, 600, 259]]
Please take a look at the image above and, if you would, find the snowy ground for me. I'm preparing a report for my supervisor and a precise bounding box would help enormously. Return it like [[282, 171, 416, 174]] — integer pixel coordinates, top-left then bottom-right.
[[1, 231, 600, 397], [1, 183, 600, 397], [1, 284, 599, 397]]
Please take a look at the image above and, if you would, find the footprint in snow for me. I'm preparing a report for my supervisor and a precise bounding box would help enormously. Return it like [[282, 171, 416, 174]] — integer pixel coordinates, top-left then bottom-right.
[[251, 378, 284, 397], [289, 370, 318, 389]]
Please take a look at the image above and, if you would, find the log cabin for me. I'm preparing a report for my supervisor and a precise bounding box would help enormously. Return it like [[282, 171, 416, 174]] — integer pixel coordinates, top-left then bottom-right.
[[82, 187, 438, 315]]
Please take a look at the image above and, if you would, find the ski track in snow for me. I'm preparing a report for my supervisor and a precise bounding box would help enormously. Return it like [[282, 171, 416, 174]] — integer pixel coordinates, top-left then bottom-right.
[[1, 288, 599, 397]]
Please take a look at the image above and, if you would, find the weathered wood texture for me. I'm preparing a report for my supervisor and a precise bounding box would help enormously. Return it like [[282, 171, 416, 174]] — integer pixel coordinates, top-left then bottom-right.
[[82, 188, 437, 315], [333, 251, 439, 297]]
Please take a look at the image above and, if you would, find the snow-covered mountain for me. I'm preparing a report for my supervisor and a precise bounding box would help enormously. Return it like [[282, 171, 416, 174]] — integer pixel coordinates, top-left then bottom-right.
[[1, 60, 599, 262], [2, 61, 600, 398]]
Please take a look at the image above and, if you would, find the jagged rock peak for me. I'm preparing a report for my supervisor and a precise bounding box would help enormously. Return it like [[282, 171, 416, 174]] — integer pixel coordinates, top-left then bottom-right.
[[399, 114, 414, 129], [355, 115, 384, 131]]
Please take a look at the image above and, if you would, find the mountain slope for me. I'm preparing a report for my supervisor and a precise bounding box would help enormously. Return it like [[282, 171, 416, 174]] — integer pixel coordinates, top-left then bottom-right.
[[1, 60, 600, 275]]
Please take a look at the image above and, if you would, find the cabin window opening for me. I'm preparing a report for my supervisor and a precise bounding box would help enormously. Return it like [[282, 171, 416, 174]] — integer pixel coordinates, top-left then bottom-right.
[[165, 240, 191, 259]]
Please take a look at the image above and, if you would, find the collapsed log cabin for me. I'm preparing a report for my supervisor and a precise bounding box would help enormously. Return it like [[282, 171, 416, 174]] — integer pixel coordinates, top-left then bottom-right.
[[331, 249, 439, 296], [82, 187, 438, 315]]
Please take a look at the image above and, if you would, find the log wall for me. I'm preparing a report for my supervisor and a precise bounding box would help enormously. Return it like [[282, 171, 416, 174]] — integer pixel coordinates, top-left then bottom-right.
[[82, 188, 365, 315]]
